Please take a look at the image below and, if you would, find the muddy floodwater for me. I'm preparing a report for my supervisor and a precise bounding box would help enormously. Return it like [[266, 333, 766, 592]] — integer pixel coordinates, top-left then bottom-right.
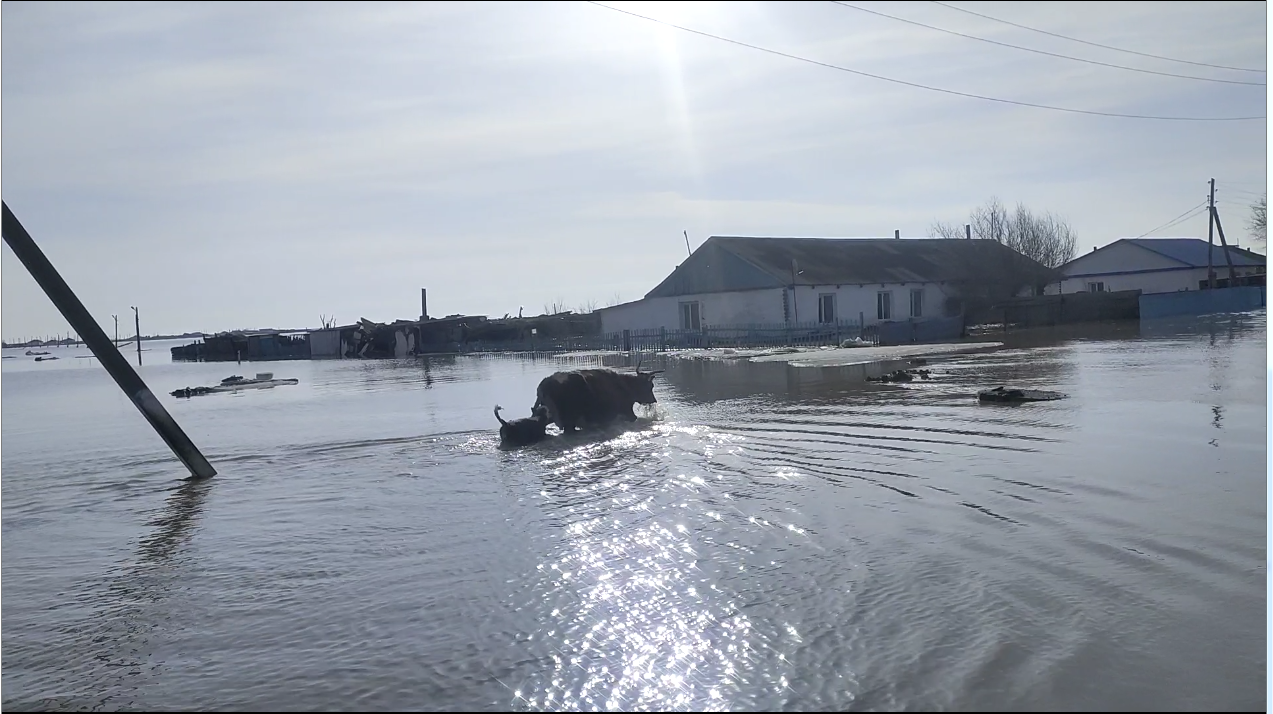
[[2, 313, 1266, 711]]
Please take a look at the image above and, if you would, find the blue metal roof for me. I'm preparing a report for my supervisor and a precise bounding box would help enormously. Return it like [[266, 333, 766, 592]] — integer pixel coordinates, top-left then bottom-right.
[[1126, 238, 1265, 268]]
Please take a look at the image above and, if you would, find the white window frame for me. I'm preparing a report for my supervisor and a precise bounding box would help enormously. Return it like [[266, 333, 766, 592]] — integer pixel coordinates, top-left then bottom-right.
[[679, 300, 702, 330], [909, 288, 923, 318], [877, 291, 893, 321]]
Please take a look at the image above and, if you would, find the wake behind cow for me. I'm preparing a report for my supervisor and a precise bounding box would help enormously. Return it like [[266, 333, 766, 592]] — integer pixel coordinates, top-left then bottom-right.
[[534, 365, 662, 433]]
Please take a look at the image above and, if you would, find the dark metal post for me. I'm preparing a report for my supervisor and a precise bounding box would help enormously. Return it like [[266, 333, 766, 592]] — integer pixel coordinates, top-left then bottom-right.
[[2, 202, 216, 479]]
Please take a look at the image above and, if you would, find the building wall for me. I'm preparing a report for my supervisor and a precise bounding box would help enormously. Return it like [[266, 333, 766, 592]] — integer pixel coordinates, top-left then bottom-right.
[[598, 283, 962, 332], [788, 282, 954, 325], [599, 289, 786, 332], [309, 329, 342, 358], [1046, 266, 1265, 295]]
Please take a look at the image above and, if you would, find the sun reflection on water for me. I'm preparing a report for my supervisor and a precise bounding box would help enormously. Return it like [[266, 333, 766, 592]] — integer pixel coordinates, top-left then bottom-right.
[[509, 424, 807, 712]]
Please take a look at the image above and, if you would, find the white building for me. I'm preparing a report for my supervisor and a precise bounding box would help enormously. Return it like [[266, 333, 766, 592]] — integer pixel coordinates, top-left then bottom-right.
[[1046, 238, 1266, 295], [597, 236, 1054, 334]]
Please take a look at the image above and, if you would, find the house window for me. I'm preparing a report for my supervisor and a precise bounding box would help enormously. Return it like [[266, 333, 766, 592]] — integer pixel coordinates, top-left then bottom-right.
[[909, 289, 923, 318], [818, 293, 836, 323], [1086, 282, 1105, 293], [877, 291, 893, 320], [679, 301, 701, 330]]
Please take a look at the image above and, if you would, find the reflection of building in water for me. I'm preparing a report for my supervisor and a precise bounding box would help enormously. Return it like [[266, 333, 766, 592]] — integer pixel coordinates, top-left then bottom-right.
[[663, 358, 934, 404]]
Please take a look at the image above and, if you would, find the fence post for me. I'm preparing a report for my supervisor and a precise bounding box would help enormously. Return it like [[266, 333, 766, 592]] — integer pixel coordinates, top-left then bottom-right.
[[660, 327, 667, 352], [623, 329, 631, 352]]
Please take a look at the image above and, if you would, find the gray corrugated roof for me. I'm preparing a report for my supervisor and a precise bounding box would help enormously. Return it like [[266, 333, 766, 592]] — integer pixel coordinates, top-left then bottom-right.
[[1124, 238, 1266, 268], [711, 236, 1054, 287]]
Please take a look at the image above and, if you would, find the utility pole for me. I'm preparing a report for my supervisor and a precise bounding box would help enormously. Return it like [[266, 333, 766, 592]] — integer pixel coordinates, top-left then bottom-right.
[[790, 259, 800, 323], [1211, 202, 1239, 285], [132, 306, 141, 366], [113, 314, 119, 345], [2, 202, 215, 479], [1207, 178, 1216, 289], [684, 230, 692, 257]]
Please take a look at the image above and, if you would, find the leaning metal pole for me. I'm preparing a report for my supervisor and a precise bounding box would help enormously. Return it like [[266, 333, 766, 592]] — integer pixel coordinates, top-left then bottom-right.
[[2, 202, 217, 479]]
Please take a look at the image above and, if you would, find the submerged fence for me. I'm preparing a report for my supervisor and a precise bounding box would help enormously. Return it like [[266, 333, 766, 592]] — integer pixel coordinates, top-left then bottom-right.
[[458, 319, 878, 354]]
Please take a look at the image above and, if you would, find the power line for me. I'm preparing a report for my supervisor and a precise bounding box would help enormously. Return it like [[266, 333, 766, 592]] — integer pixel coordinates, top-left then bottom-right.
[[929, 1, 1266, 75], [830, 2, 1263, 87], [1217, 184, 1267, 198], [1134, 202, 1208, 238], [584, 2, 1266, 122]]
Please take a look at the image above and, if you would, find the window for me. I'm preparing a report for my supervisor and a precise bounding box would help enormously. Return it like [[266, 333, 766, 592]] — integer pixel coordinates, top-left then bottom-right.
[[909, 289, 923, 318], [679, 301, 701, 330], [877, 291, 893, 320], [818, 293, 836, 323], [1086, 282, 1105, 293]]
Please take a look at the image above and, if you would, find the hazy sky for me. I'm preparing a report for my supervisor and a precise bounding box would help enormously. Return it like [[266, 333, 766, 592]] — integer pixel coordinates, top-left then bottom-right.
[[2, 1, 1267, 338]]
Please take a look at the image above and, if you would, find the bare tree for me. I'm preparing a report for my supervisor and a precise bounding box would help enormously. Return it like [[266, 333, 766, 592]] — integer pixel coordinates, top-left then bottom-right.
[[606, 292, 623, 307], [930, 196, 1078, 268], [542, 298, 567, 315], [318, 314, 336, 329], [575, 299, 599, 314], [1248, 193, 1266, 245]]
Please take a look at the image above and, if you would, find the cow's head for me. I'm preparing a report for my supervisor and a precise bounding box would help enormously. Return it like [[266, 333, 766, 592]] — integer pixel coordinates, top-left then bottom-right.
[[630, 359, 662, 404]]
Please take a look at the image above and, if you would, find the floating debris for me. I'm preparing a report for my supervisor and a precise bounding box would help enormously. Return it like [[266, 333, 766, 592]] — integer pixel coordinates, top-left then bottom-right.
[[34, 355, 59, 362], [977, 386, 1067, 404], [171, 372, 299, 398], [867, 368, 931, 383]]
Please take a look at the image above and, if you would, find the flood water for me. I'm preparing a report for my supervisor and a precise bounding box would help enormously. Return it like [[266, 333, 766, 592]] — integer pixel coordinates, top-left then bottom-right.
[[2, 313, 1266, 712]]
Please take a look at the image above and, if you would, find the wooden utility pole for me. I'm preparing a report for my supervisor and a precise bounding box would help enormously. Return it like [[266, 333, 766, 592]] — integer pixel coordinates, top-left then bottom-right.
[[1211, 204, 1239, 285], [2, 202, 216, 479], [132, 306, 141, 366], [113, 314, 118, 345], [1207, 178, 1216, 289]]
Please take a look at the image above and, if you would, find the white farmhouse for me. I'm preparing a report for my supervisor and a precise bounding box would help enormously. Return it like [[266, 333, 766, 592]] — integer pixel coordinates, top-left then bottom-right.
[[1047, 238, 1265, 295], [597, 236, 1054, 334]]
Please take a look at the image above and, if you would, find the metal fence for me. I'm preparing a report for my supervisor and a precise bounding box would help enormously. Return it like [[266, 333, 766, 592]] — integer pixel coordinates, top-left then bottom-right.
[[458, 320, 875, 354]]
